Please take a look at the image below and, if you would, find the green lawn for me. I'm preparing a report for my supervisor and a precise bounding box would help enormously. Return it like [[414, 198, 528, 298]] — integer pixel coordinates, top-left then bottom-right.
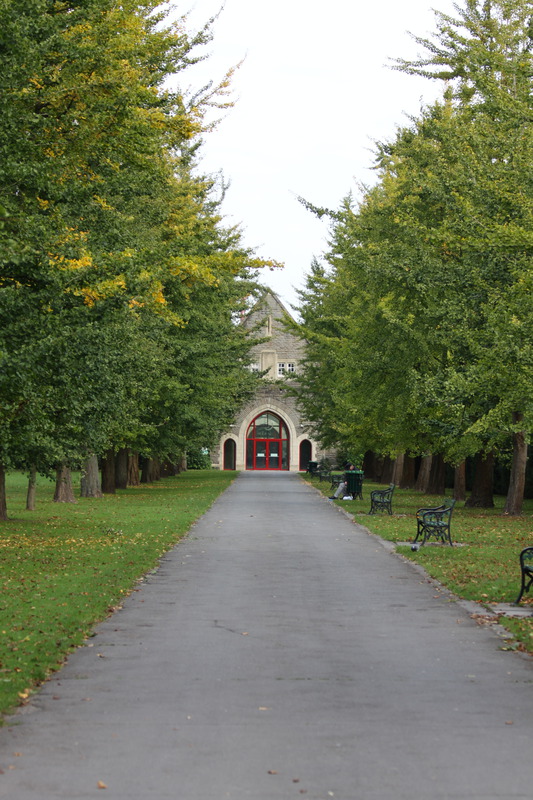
[[306, 474, 533, 654], [0, 469, 236, 720]]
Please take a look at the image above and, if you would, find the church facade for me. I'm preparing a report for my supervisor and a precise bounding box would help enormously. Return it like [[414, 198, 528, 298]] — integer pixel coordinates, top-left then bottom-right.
[[211, 291, 332, 472]]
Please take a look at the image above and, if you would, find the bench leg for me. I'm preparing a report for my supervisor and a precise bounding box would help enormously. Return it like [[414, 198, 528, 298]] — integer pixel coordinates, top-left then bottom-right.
[[515, 573, 533, 604], [515, 576, 526, 604]]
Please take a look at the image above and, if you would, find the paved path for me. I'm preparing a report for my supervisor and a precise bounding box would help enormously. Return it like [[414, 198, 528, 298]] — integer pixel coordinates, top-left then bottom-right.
[[1, 472, 532, 799]]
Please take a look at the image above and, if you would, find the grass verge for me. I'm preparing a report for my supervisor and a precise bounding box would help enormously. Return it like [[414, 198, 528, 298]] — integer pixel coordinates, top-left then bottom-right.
[[306, 474, 533, 655], [0, 469, 236, 721]]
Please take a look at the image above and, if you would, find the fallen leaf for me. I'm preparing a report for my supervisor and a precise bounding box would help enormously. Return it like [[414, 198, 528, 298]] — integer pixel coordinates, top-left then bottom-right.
[[268, 770, 278, 775], [505, 720, 514, 725], [97, 781, 107, 789]]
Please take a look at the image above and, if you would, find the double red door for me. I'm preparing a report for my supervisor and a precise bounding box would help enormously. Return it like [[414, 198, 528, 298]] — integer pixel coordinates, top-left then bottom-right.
[[246, 412, 289, 470]]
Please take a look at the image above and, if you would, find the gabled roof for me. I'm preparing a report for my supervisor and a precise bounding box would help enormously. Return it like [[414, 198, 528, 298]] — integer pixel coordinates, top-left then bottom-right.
[[242, 288, 295, 329]]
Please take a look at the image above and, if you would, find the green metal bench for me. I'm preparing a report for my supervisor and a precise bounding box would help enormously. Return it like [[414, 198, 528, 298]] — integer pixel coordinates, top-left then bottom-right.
[[368, 483, 395, 515], [330, 473, 345, 490], [318, 468, 332, 483], [515, 546, 533, 604], [413, 498, 456, 547]]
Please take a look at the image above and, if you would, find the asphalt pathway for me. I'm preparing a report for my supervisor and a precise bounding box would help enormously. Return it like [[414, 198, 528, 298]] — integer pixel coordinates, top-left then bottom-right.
[[1, 471, 532, 799]]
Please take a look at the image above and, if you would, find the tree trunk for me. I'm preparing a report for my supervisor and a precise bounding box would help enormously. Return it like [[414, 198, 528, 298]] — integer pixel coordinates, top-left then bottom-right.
[[415, 455, 432, 492], [127, 451, 140, 487], [465, 451, 494, 508], [362, 451, 378, 480], [504, 415, 527, 515], [427, 453, 446, 495], [453, 461, 466, 502], [53, 464, 77, 503], [381, 456, 394, 484], [101, 449, 116, 494], [115, 448, 129, 490], [0, 464, 7, 521], [80, 454, 103, 498], [400, 456, 416, 489], [391, 454, 404, 486], [26, 465, 37, 511], [141, 457, 160, 484]]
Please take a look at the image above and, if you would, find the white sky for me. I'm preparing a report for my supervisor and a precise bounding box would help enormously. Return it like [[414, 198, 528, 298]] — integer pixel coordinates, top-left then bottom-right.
[[178, 0, 458, 312]]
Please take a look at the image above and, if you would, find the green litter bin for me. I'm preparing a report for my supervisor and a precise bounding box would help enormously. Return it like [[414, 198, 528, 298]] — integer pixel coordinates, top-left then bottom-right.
[[345, 470, 363, 499]]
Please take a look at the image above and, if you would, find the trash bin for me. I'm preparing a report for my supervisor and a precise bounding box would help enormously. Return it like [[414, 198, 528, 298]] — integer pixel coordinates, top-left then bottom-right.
[[307, 461, 319, 475], [345, 470, 363, 499]]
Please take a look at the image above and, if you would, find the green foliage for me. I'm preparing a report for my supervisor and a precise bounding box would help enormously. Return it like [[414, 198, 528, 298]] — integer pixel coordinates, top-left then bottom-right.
[[0, 469, 236, 718], [186, 448, 212, 469], [293, 0, 533, 507]]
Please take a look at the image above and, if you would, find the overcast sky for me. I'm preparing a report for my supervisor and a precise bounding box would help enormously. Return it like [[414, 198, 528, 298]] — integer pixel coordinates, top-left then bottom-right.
[[178, 0, 458, 312]]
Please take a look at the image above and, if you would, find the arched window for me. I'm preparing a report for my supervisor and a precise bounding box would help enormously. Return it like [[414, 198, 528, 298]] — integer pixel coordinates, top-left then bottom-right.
[[246, 412, 289, 470]]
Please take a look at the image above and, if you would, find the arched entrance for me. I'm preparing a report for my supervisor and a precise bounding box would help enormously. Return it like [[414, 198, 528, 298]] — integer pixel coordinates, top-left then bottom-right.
[[299, 439, 312, 471], [223, 439, 236, 470], [246, 411, 289, 470]]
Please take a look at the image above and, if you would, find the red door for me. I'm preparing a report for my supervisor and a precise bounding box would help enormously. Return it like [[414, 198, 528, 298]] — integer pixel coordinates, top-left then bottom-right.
[[246, 412, 289, 470]]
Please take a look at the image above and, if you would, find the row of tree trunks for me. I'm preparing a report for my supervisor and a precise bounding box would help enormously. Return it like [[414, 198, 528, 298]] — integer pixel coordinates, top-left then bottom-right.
[[101, 448, 144, 493], [16, 448, 179, 511]]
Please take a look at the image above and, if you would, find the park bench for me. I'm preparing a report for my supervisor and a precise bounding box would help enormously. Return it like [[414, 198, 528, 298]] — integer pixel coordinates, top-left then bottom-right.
[[515, 546, 533, 604], [368, 483, 395, 515], [318, 467, 332, 483], [330, 472, 345, 490], [413, 498, 456, 547]]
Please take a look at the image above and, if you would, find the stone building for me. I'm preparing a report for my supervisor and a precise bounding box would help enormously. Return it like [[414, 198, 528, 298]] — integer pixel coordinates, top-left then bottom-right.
[[211, 290, 332, 471]]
